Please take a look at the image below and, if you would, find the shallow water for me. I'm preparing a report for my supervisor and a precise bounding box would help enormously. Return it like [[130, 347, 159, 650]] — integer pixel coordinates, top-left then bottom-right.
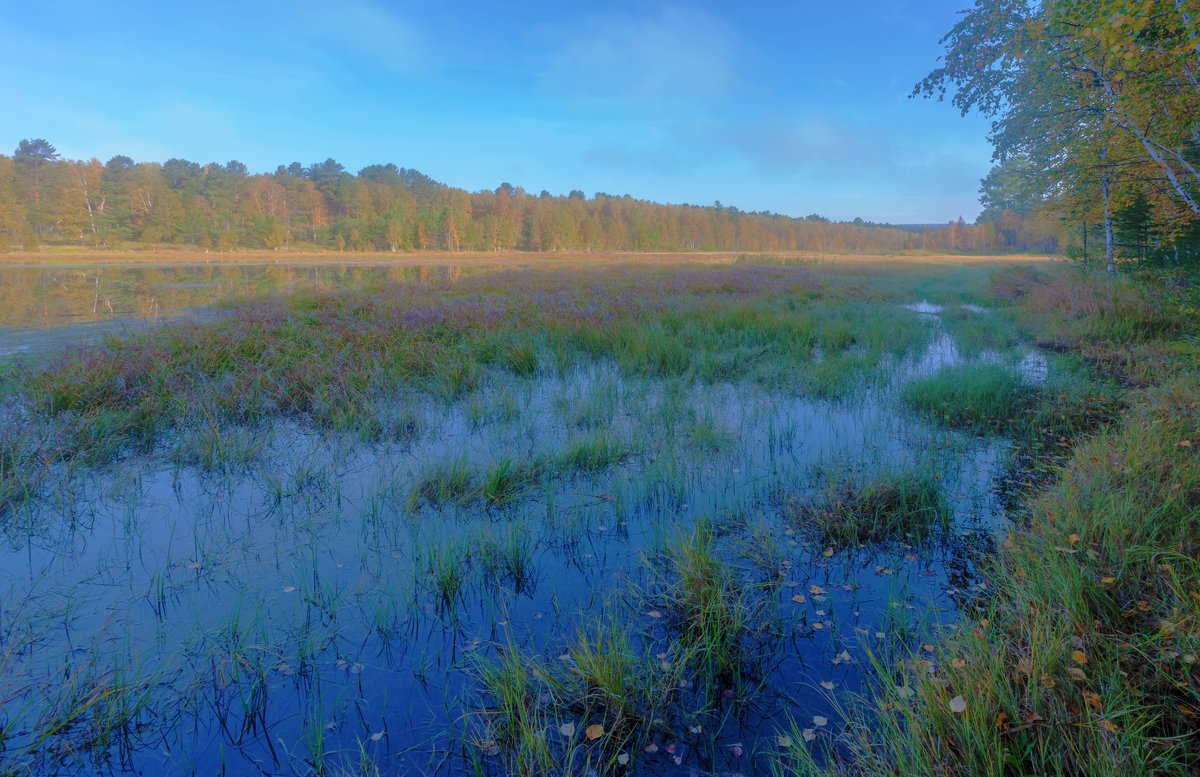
[[0, 262, 467, 355], [0, 303, 1019, 776]]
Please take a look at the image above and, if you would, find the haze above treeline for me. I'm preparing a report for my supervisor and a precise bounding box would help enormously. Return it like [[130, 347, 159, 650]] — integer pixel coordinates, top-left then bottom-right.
[[0, 143, 1056, 255]]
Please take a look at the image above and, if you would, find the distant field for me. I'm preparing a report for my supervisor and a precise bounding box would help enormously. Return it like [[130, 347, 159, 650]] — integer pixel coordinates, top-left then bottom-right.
[[0, 248, 1058, 268]]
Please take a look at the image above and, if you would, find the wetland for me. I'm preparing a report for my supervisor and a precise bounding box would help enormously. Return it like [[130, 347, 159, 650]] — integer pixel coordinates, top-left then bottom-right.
[[0, 254, 1184, 777]]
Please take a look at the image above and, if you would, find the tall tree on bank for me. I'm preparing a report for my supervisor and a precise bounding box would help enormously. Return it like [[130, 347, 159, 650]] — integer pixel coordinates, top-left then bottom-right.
[[14, 139, 61, 239], [915, 0, 1200, 268]]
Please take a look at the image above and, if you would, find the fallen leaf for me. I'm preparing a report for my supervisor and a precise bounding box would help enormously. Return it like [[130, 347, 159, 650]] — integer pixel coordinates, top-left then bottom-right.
[[1072, 650, 1088, 665], [1101, 576, 1116, 584], [809, 585, 827, 595], [483, 741, 500, 756], [949, 696, 967, 714], [672, 755, 683, 765], [644, 742, 659, 754], [802, 728, 816, 742], [1069, 533, 1080, 545], [1099, 719, 1121, 733], [822, 547, 834, 557], [1068, 667, 1088, 681], [282, 586, 297, 593], [776, 735, 793, 748], [820, 681, 836, 690], [586, 724, 604, 740], [951, 658, 967, 669], [791, 594, 806, 604], [1084, 691, 1101, 709], [560, 722, 576, 737], [617, 753, 630, 765], [187, 561, 202, 570], [813, 715, 828, 727], [689, 724, 703, 734], [370, 731, 384, 741], [647, 610, 663, 619]]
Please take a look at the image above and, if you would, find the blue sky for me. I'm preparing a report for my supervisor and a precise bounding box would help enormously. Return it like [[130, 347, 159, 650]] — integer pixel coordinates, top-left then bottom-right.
[[1, 1, 994, 223]]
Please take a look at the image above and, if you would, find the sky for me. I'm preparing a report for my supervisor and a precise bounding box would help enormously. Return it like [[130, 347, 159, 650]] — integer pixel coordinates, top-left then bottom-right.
[[0, 1, 996, 224]]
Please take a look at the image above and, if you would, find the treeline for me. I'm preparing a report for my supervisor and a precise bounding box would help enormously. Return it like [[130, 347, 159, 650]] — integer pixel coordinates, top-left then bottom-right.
[[1, 141, 1028, 255], [918, 0, 1200, 268]]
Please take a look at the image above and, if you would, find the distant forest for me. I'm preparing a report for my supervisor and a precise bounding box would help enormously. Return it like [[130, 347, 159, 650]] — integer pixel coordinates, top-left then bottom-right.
[[0, 143, 1062, 255]]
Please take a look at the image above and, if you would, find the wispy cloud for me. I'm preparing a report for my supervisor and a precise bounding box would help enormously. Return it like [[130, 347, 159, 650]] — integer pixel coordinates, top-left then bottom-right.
[[541, 6, 738, 115], [296, 0, 428, 74], [731, 116, 983, 197]]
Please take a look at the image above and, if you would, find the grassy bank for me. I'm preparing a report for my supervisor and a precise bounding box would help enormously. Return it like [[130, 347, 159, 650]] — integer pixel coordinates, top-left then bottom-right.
[[779, 265, 1200, 777]]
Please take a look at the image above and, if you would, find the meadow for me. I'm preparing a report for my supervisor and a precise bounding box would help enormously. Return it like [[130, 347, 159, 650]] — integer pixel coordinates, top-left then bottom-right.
[[0, 252, 1192, 777]]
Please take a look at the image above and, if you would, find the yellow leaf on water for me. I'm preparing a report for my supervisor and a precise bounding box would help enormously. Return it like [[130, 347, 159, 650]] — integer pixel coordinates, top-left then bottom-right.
[[949, 696, 967, 714], [791, 594, 806, 604], [809, 585, 827, 595], [586, 724, 604, 740]]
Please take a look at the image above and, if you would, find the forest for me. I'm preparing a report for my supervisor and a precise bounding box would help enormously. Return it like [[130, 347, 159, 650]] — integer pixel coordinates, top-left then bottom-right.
[[0, 142, 1067, 256]]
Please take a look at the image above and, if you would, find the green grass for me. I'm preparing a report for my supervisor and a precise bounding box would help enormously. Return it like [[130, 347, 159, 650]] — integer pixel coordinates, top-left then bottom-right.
[[409, 458, 476, 508], [554, 433, 634, 473], [902, 363, 1031, 431], [792, 468, 950, 544]]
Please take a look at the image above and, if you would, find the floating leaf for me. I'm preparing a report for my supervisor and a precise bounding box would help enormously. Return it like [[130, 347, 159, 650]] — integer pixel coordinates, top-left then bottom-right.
[[617, 753, 630, 765], [822, 547, 834, 557], [647, 610, 663, 619], [560, 722, 576, 737], [689, 724, 703, 734], [728, 743, 743, 756], [820, 681, 836, 690], [802, 728, 816, 742], [586, 724, 604, 740], [282, 586, 297, 593], [813, 715, 828, 727], [949, 695, 967, 714], [370, 731, 384, 741], [809, 585, 827, 595], [791, 594, 806, 604], [483, 741, 501, 756], [776, 735, 793, 748], [644, 742, 659, 754]]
